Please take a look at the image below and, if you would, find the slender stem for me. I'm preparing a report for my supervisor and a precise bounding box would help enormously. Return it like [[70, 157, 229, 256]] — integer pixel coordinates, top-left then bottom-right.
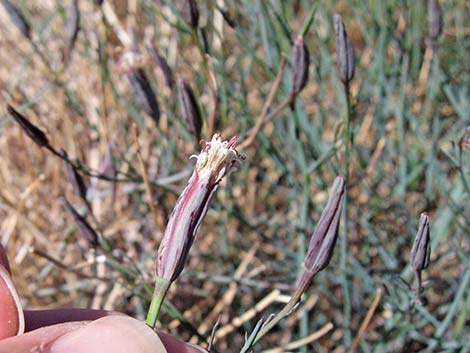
[[458, 149, 470, 195], [132, 124, 160, 227], [239, 291, 303, 353], [146, 277, 171, 329], [341, 82, 352, 348], [238, 57, 288, 150]]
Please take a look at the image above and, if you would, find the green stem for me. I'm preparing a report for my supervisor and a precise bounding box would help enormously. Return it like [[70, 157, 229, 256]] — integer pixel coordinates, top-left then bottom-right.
[[251, 292, 303, 349], [300, 3, 318, 38], [341, 82, 352, 348], [146, 277, 171, 329]]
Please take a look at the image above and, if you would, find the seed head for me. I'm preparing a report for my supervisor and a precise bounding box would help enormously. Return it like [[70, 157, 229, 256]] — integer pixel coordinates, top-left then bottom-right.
[[334, 14, 355, 85], [291, 36, 310, 94]]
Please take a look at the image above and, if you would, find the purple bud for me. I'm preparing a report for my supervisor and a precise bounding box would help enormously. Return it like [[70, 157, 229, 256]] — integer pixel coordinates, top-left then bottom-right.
[[62, 198, 98, 246], [334, 14, 355, 85], [117, 51, 160, 123], [428, 0, 443, 42], [410, 213, 431, 273], [0, 0, 31, 39], [200, 27, 210, 54], [297, 176, 345, 293], [65, 0, 80, 60], [149, 46, 174, 89], [218, 6, 236, 28], [64, 159, 88, 204], [128, 69, 160, 123], [292, 36, 310, 94], [157, 134, 242, 282], [177, 78, 202, 142], [7, 105, 49, 147], [459, 126, 470, 150], [183, 0, 199, 29]]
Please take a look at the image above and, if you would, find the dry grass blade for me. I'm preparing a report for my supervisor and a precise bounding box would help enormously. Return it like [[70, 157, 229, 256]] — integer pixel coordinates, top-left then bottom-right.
[[348, 288, 382, 353], [261, 323, 334, 353]]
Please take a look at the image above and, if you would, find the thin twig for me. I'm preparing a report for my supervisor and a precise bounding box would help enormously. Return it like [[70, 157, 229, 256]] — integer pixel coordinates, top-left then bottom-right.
[[238, 57, 287, 150], [132, 124, 160, 227], [215, 290, 281, 340], [30, 247, 112, 281], [205, 54, 219, 139], [261, 322, 334, 353], [198, 242, 259, 335], [348, 288, 382, 353]]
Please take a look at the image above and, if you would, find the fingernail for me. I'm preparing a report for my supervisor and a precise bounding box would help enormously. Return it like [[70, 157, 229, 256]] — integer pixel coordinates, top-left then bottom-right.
[[0, 265, 24, 338]]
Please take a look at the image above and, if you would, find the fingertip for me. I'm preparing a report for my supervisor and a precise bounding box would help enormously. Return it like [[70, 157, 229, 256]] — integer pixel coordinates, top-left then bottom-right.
[[48, 316, 167, 353]]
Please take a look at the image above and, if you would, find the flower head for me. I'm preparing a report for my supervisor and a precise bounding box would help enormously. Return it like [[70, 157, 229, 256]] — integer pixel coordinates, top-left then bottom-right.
[[157, 133, 241, 282]]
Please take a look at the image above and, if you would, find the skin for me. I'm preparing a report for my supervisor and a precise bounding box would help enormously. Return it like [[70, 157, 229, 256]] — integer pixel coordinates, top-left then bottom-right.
[[0, 243, 205, 353]]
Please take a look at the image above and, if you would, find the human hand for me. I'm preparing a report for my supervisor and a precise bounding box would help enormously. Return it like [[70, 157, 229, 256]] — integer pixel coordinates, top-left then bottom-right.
[[0, 243, 205, 353]]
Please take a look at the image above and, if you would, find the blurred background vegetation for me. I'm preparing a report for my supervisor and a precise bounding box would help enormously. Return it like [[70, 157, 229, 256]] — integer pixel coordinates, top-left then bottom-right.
[[0, 0, 469, 352]]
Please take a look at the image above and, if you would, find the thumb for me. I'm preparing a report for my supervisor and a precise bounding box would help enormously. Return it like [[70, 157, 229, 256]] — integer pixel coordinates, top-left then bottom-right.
[[0, 316, 207, 353]]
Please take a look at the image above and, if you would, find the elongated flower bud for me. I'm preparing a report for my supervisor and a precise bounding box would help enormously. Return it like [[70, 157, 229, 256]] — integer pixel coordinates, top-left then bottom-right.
[[157, 133, 242, 282], [128, 70, 160, 123], [183, 0, 199, 29], [7, 105, 49, 147], [291, 36, 310, 94], [118, 51, 160, 123], [62, 198, 98, 246], [218, 6, 236, 28], [459, 126, 470, 150], [410, 213, 431, 274], [65, 0, 80, 61], [334, 14, 355, 85], [149, 46, 174, 89], [177, 78, 202, 142], [296, 176, 345, 293], [428, 0, 443, 42], [0, 0, 31, 39], [64, 159, 88, 203]]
